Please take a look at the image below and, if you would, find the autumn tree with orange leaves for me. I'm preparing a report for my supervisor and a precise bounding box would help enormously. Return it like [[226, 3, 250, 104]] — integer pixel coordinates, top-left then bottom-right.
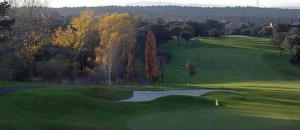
[[96, 13, 136, 86], [145, 29, 159, 85], [52, 10, 96, 83]]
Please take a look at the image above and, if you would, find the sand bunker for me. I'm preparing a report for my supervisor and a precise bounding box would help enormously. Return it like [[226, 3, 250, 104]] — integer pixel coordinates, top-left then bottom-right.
[[120, 89, 229, 102]]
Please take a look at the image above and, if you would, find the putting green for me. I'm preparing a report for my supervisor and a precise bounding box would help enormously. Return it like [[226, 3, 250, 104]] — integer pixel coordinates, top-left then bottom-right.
[[127, 108, 299, 130]]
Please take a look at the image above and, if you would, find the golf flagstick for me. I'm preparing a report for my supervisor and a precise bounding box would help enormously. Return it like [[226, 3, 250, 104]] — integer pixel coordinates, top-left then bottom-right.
[[213, 99, 218, 128]]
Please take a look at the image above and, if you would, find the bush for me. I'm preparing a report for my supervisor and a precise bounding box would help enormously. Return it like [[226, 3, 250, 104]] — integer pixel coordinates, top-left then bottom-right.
[[85, 68, 106, 84], [36, 58, 67, 82]]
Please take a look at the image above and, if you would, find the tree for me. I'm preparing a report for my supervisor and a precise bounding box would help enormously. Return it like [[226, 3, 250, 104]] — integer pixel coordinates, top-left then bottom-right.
[[197, 23, 209, 37], [0, 1, 14, 80], [4, 0, 50, 81], [185, 60, 196, 85], [182, 24, 195, 35], [228, 28, 242, 35], [240, 23, 249, 30], [284, 34, 300, 51], [242, 28, 252, 36], [289, 27, 300, 35], [157, 51, 169, 84], [186, 20, 200, 37], [149, 24, 172, 44], [169, 25, 183, 44], [96, 13, 136, 86], [145, 29, 159, 85], [127, 52, 134, 86], [209, 28, 221, 38], [206, 19, 223, 30], [290, 45, 300, 65], [251, 26, 261, 37], [180, 31, 193, 43], [272, 32, 288, 56], [52, 10, 96, 83], [247, 20, 255, 28], [0, 1, 15, 43], [284, 34, 300, 65], [273, 23, 289, 33], [261, 27, 273, 37]]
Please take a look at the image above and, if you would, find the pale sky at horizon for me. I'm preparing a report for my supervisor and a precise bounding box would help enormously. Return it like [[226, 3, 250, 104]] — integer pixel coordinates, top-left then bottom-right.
[[46, 0, 300, 8], [0, 0, 299, 8]]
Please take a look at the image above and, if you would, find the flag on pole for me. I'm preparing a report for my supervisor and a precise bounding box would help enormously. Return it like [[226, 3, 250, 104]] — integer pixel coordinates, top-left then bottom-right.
[[215, 99, 218, 106]]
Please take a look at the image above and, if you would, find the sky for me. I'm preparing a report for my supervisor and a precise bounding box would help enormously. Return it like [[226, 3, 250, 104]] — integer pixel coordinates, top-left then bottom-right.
[[3, 0, 299, 8], [47, 0, 300, 8]]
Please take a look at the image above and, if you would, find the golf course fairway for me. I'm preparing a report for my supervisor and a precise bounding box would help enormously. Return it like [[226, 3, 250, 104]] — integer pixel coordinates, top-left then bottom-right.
[[0, 36, 299, 129]]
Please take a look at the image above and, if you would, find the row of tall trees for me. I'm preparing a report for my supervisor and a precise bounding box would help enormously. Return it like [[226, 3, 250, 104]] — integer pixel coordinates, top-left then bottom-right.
[[226, 21, 273, 37], [168, 19, 225, 44]]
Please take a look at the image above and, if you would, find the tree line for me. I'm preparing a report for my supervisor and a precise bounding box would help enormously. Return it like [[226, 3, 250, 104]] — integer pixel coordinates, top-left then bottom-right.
[[271, 23, 300, 65], [56, 6, 300, 25], [1, 1, 298, 85], [0, 1, 224, 85]]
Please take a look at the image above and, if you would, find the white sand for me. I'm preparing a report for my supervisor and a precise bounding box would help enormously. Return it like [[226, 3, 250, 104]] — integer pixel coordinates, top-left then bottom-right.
[[120, 89, 230, 102]]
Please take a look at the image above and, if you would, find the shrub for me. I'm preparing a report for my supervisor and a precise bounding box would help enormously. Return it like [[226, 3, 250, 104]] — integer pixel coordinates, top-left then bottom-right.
[[36, 58, 67, 82]]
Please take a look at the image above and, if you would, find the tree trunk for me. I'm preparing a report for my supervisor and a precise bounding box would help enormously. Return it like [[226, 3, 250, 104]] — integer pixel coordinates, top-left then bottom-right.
[[108, 55, 112, 86], [188, 76, 191, 85], [177, 36, 180, 44], [71, 52, 80, 84], [280, 49, 283, 56], [161, 69, 164, 84]]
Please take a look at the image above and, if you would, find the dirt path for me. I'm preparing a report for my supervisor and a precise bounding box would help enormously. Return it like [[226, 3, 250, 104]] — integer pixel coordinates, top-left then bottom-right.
[[0, 86, 44, 96]]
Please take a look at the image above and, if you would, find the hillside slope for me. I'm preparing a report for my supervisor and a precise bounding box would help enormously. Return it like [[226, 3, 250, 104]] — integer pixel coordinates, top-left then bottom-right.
[[163, 36, 300, 85]]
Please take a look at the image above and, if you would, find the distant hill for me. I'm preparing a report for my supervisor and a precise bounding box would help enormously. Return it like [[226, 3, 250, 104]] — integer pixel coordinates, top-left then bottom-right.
[[55, 6, 300, 24], [280, 3, 300, 9]]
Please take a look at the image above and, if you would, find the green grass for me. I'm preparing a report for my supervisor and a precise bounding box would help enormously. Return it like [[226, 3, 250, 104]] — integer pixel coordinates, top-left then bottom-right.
[[0, 81, 25, 88], [163, 36, 300, 85], [0, 35, 300, 129]]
